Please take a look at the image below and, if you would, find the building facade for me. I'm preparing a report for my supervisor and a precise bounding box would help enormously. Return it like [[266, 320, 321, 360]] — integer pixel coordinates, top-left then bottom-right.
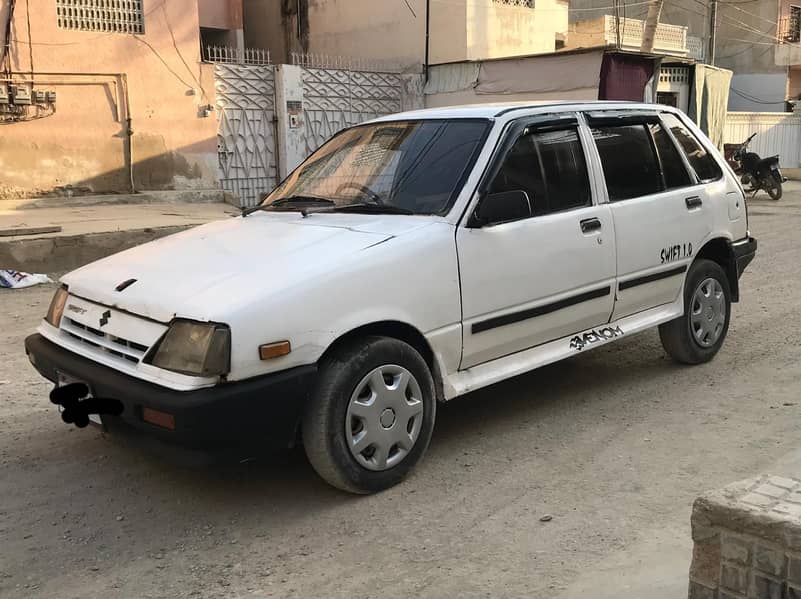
[[567, 0, 800, 112], [243, 0, 569, 72], [0, 0, 247, 198]]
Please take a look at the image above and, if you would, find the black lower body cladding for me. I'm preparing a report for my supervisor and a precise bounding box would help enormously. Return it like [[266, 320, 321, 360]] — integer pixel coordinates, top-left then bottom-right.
[[732, 236, 757, 278], [24, 334, 316, 454]]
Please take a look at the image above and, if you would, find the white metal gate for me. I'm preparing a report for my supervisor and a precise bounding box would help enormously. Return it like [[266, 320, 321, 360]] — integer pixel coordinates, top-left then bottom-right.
[[215, 64, 278, 207], [301, 68, 403, 155], [723, 112, 801, 169]]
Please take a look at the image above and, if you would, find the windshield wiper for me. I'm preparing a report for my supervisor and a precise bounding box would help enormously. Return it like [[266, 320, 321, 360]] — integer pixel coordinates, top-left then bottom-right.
[[327, 203, 415, 215], [241, 195, 334, 217]]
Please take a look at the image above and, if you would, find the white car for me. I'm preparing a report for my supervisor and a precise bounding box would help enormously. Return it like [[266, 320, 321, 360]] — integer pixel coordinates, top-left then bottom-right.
[[26, 102, 757, 493]]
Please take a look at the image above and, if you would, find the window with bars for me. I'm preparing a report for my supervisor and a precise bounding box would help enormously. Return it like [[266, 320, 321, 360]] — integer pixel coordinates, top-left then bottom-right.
[[56, 0, 145, 34]]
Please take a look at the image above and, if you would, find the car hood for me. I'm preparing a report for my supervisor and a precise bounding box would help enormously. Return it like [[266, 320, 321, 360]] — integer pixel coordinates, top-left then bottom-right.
[[62, 212, 434, 323]]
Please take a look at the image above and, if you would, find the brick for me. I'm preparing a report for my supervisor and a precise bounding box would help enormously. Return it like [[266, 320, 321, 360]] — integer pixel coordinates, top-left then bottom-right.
[[742, 493, 775, 508], [772, 502, 801, 520], [692, 537, 723, 586], [721, 535, 752, 566], [689, 580, 717, 599], [754, 484, 791, 499], [753, 574, 784, 599], [789, 557, 801, 584], [767, 476, 800, 491], [754, 545, 786, 577], [721, 564, 748, 594]]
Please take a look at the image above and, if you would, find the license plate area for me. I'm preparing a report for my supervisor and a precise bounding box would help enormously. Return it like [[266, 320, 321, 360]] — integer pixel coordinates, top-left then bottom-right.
[[56, 371, 102, 427]]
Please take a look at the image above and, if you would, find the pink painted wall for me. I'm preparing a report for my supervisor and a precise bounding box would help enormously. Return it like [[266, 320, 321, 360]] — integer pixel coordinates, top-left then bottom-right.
[[0, 0, 223, 197], [198, 0, 244, 30]]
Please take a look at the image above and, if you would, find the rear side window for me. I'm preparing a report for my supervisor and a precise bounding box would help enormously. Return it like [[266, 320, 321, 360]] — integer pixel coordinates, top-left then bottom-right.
[[660, 113, 723, 182], [592, 125, 662, 201], [649, 122, 693, 189], [489, 127, 591, 216]]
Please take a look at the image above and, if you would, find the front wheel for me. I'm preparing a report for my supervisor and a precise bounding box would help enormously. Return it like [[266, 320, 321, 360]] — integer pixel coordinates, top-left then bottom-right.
[[765, 178, 782, 200], [302, 336, 436, 494], [659, 259, 732, 365]]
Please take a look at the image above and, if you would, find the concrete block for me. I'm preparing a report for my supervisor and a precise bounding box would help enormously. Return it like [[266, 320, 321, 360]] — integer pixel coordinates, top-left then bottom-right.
[[721, 564, 748, 594], [688, 580, 717, 599], [788, 557, 801, 584], [752, 574, 784, 599], [721, 535, 752, 566], [754, 545, 786, 577]]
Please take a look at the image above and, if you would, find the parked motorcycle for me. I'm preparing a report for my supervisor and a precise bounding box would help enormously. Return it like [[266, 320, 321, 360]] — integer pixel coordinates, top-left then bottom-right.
[[724, 133, 785, 200]]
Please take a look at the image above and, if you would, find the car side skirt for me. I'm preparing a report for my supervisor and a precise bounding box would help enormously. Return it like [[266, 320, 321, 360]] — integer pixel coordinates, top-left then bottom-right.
[[442, 294, 684, 400]]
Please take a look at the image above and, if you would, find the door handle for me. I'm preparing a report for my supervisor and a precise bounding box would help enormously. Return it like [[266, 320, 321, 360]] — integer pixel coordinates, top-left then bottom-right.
[[685, 196, 703, 209], [580, 217, 602, 233]]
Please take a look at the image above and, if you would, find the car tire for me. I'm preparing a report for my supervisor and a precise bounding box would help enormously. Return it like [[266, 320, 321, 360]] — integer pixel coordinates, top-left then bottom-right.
[[302, 336, 436, 494], [659, 259, 732, 365]]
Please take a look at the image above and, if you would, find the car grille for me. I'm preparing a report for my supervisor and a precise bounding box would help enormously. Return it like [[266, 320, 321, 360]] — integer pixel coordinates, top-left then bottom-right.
[[61, 317, 150, 364]]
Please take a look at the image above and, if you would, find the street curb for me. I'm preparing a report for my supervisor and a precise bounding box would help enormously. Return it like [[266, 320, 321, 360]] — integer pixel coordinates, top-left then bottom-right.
[[0, 225, 194, 275], [2, 189, 226, 211]]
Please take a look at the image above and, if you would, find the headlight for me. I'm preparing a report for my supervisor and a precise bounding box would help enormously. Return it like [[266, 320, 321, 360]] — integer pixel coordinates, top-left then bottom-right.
[[46, 285, 69, 327], [146, 320, 230, 377]]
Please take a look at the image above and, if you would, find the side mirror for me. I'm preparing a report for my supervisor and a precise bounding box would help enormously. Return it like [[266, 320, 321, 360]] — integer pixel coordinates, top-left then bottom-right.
[[470, 190, 532, 227]]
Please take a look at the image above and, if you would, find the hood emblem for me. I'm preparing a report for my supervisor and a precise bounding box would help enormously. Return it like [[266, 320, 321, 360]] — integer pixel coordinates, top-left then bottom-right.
[[99, 310, 111, 328]]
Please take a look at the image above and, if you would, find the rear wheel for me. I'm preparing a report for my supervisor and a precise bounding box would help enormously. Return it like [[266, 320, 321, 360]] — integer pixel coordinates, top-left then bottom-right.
[[302, 336, 436, 494], [659, 259, 732, 365], [765, 178, 782, 200]]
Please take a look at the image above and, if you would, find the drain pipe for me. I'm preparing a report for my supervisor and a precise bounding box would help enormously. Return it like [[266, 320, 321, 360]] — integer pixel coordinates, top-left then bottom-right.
[[425, 0, 430, 82]]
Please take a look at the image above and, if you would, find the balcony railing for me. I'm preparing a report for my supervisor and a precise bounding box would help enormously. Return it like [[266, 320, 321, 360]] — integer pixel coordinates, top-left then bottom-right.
[[778, 14, 801, 43], [202, 45, 271, 66], [603, 15, 688, 55], [492, 0, 535, 7]]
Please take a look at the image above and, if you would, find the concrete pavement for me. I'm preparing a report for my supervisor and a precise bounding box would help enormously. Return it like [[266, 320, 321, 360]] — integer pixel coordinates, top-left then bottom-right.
[[0, 198, 239, 273]]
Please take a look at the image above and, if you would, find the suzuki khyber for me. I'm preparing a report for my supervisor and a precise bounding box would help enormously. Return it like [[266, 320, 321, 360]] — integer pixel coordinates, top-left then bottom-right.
[[26, 102, 757, 493]]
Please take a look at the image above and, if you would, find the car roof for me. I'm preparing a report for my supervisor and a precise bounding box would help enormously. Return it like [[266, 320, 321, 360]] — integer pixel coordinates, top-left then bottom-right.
[[369, 101, 679, 122]]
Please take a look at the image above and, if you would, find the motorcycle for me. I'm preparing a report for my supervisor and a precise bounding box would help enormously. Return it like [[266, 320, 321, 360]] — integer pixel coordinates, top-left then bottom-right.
[[724, 133, 785, 200]]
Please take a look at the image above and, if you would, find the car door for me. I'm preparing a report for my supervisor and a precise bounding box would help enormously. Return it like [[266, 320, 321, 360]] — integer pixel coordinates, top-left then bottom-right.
[[456, 115, 617, 369], [586, 112, 718, 321]]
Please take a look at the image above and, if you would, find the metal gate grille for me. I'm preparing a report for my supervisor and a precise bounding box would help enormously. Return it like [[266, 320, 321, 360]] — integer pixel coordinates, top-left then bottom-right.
[[215, 64, 278, 208], [301, 68, 403, 155]]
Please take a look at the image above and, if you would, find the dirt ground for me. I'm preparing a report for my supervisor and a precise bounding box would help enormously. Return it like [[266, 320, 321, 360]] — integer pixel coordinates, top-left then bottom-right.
[[2, 186, 801, 599]]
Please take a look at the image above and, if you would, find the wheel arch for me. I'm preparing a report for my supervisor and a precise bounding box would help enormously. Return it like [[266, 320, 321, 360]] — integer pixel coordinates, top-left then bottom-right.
[[693, 237, 740, 302], [320, 320, 446, 402]]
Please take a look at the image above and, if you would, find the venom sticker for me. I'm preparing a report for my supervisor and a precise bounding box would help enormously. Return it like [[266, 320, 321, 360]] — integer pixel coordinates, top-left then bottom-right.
[[570, 326, 624, 351], [660, 243, 693, 264]]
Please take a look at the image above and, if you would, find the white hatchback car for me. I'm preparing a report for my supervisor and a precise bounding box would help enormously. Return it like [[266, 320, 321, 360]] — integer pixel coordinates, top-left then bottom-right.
[[26, 102, 757, 493]]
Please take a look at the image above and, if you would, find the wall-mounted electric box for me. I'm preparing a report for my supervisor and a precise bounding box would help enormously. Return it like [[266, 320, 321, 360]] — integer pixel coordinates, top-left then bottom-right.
[[45, 90, 57, 104], [34, 90, 46, 104], [0, 85, 8, 105], [11, 85, 32, 105]]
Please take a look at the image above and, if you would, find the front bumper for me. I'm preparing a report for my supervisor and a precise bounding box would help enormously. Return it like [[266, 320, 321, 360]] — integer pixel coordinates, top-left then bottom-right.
[[25, 334, 316, 454], [732, 236, 758, 278]]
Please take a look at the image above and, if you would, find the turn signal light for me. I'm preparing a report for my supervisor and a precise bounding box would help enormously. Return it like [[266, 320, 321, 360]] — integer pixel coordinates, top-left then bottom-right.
[[259, 341, 291, 360], [142, 407, 175, 431]]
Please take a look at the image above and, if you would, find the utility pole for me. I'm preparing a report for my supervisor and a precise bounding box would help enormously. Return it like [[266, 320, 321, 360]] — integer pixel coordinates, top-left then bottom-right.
[[708, 0, 717, 65], [640, 0, 664, 53]]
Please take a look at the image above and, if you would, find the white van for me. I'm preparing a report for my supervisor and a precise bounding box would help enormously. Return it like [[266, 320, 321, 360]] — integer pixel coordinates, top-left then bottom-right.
[[26, 102, 757, 493]]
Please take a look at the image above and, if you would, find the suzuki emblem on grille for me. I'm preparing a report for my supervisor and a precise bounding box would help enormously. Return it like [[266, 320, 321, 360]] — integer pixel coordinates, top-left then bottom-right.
[[99, 310, 111, 328]]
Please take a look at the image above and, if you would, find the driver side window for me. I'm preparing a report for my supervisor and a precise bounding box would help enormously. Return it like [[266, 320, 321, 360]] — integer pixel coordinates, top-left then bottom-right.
[[485, 126, 592, 223]]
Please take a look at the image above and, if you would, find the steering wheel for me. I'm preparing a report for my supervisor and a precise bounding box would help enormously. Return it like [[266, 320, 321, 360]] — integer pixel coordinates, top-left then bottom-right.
[[335, 182, 384, 204]]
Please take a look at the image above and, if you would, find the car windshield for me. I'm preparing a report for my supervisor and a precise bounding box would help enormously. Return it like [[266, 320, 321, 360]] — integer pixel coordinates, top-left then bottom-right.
[[262, 119, 490, 215]]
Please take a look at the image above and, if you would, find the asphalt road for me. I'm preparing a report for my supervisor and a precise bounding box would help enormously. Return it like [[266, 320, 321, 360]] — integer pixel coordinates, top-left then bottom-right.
[[2, 185, 800, 599]]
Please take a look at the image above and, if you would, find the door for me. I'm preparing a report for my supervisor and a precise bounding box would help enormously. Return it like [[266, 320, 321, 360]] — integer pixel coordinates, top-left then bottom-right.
[[457, 119, 617, 369], [587, 112, 720, 320]]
